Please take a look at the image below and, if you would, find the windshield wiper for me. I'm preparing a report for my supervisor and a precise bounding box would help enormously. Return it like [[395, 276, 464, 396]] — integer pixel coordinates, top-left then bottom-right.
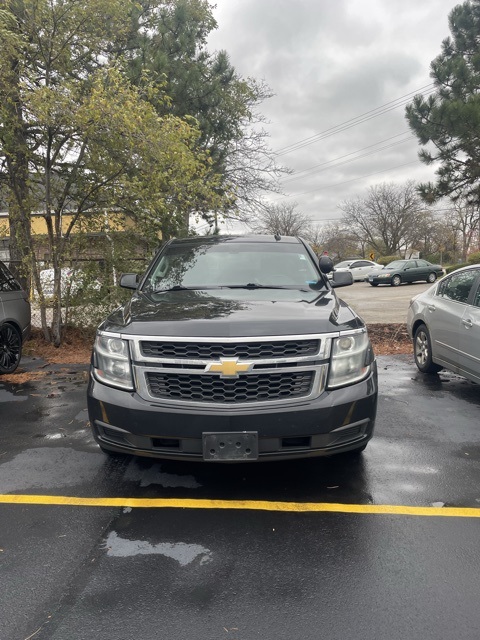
[[153, 285, 220, 293], [226, 283, 310, 291]]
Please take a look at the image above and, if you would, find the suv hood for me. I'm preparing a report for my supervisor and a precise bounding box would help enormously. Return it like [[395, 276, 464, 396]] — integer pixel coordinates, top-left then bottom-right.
[[100, 288, 364, 337]]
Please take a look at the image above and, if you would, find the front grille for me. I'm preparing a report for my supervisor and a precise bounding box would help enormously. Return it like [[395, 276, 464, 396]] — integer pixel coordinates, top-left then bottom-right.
[[140, 339, 320, 360], [146, 371, 314, 403]]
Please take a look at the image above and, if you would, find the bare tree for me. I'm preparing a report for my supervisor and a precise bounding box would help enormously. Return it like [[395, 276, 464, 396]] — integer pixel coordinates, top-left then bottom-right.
[[307, 222, 363, 260], [443, 200, 480, 262], [250, 202, 313, 237], [339, 181, 426, 257]]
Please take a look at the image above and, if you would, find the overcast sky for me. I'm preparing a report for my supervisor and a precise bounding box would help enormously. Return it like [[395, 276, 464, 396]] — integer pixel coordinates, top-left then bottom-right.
[[206, 0, 462, 229]]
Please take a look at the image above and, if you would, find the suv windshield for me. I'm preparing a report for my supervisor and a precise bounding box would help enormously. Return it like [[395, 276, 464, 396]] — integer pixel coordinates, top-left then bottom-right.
[[142, 241, 322, 292]]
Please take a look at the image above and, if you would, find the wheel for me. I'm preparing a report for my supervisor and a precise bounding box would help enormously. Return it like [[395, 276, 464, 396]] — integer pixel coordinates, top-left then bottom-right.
[[0, 323, 22, 374], [413, 324, 442, 374], [427, 272, 437, 283], [370, 282, 378, 287], [391, 275, 401, 287]]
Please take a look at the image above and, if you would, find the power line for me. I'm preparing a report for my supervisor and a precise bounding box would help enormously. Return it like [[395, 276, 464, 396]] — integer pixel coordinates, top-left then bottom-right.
[[282, 159, 421, 197], [282, 133, 415, 183], [274, 83, 434, 157]]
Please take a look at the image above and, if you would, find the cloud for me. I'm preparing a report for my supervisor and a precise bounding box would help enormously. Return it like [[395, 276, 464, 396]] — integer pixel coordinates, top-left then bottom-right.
[[207, 0, 461, 223]]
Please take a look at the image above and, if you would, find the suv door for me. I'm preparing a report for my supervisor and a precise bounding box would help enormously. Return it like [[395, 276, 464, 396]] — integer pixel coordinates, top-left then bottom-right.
[[0, 261, 30, 337]]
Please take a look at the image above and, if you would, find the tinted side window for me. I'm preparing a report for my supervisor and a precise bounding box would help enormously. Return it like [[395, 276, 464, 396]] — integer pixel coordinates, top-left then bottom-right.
[[437, 270, 478, 304], [355, 261, 371, 267], [0, 262, 21, 292], [416, 260, 428, 267]]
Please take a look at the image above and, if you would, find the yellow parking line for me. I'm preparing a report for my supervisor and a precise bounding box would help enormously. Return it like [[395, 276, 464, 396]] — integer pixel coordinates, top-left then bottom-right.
[[0, 494, 479, 517]]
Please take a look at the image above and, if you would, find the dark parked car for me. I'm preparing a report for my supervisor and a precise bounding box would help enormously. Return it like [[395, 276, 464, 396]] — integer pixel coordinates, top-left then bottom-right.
[[407, 264, 480, 383], [368, 259, 444, 287], [87, 235, 378, 462], [0, 261, 31, 374]]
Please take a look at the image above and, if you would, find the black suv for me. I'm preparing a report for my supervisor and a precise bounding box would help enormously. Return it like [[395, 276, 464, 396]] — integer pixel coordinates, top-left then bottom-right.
[[87, 235, 378, 462], [0, 261, 31, 374]]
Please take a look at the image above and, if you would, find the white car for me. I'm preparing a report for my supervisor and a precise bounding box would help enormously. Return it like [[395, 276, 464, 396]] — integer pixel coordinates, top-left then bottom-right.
[[39, 268, 101, 298], [333, 259, 382, 282], [406, 264, 480, 383]]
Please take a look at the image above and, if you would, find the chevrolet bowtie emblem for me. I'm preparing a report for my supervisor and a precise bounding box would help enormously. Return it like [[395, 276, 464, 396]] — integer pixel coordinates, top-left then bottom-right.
[[205, 358, 253, 378]]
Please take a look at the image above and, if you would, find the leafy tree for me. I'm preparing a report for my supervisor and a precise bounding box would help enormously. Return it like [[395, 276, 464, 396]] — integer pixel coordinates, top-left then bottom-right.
[[405, 0, 480, 204], [339, 181, 426, 257], [125, 0, 286, 227], [0, 0, 223, 344]]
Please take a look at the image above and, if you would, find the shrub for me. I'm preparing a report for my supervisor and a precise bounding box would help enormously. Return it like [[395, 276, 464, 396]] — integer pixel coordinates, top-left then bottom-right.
[[445, 263, 468, 274], [376, 255, 398, 266], [467, 251, 480, 265]]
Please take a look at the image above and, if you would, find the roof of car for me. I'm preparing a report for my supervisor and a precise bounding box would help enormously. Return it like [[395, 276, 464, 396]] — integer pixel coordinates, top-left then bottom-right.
[[168, 234, 301, 246]]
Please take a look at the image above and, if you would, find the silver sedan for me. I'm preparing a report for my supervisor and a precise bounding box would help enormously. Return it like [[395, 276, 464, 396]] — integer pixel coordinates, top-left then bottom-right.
[[406, 264, 480, 383]]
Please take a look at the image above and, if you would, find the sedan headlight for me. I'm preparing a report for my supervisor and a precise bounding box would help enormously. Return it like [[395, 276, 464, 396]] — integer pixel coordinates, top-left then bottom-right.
[[377, 272, 391, 278], [328, 332, 373, 388], [93, 334, 133, 390]]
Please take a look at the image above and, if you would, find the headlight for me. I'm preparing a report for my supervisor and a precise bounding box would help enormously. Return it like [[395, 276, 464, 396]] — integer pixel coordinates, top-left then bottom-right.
[[93, 334, 134, 390], [377, 272, 391, 278], [328, 332, 373, 389]]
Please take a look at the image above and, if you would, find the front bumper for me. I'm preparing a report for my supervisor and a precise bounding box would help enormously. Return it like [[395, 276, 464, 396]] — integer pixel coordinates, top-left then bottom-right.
[[87, 364, 378, 462]]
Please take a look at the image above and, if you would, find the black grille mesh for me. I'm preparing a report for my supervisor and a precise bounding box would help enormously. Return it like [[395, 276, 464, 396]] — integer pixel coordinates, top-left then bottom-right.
[[146, 371, 314, 403], [141, 339, 320, 360]]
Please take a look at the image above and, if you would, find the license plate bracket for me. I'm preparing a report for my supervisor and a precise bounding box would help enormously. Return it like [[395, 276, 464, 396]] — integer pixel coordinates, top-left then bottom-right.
[[202, 431, 259, 461]]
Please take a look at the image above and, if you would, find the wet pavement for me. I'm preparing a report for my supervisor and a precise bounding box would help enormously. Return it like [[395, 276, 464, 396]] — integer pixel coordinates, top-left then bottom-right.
[[1, 355, 480, 639]]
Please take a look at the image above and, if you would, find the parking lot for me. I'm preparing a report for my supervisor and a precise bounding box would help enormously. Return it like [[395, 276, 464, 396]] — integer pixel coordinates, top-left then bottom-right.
[[1, 350, 480, 639], [337, 280, 432, 323]]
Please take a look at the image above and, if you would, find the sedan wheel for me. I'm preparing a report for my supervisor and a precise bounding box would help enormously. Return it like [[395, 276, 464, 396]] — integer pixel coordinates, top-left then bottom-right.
[[391, 275, 402, 287], [369, 282, 378, 287], [0, 323, 22, 374], [413, 324, 442, 374], [427, 272, 437, 283]]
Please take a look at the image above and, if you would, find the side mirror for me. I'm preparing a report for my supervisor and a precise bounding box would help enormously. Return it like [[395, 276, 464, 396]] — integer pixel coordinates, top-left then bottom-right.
[[330, 271, 354, 288], [120, 273, 139, 289], [319, 255, 334, 274]]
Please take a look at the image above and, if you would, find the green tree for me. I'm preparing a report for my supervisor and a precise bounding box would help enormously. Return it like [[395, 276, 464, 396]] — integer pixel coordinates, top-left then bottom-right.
[[125, 0, 286, 227], [0, 0, 223, 344], [406, 0, 480, 204]]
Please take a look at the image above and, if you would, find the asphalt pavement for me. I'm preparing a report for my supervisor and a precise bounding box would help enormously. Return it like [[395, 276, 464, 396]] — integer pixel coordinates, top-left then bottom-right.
[[337, 280, 432, 323], [1, 354, 480, 640]]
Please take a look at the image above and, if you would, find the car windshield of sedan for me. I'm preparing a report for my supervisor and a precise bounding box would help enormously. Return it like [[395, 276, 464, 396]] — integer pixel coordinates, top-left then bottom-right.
[[333, 261, 352, 269], [384, 261, 406, 269], [142, 241, 323, 292]]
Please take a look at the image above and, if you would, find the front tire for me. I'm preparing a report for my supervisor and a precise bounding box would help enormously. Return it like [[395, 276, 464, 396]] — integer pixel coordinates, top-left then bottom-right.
[[391, 275, 401, 287], [0, 323, 22, 374], [413, 324, 442, 374], [370, 282, 378, 287], [427, 272, 437, 283]]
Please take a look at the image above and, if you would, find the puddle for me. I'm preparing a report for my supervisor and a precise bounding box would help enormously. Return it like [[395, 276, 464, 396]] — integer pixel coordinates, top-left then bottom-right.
[[124, 461, 201, 489], [104, 531, 212, 565], [0, 448, 101, 492], [0, 389, 28, 403]]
